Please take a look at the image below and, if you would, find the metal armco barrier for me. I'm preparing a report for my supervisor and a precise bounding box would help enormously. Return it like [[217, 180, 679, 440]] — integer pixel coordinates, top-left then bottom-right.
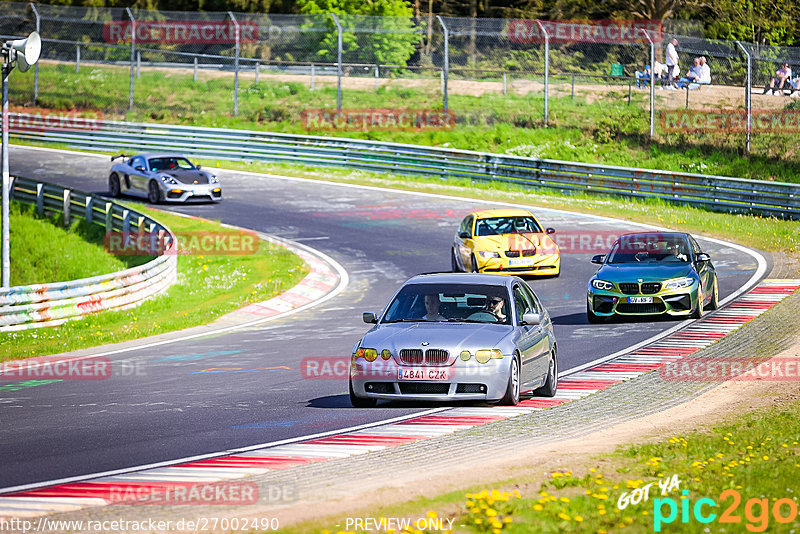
[[8, 113, 800, 219], [1, 177, 178, 331]]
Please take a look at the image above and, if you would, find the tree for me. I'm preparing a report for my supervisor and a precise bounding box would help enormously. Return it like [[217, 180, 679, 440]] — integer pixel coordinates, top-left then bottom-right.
[[298, 0, 421, 66]]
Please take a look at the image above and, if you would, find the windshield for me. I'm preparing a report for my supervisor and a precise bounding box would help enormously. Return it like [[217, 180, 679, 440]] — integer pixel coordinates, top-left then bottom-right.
[[149, 157, 195, 172], [382, 283, 511, 325], [607, 235, 691, 264], [475, 216, 543, 236]]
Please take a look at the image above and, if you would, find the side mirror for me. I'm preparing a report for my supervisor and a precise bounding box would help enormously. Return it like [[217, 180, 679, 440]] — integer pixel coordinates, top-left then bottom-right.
[[458, 231, 471, 239], [696, 253, 710, 263], [521, 312, 540, 326], [196, 164, 202, 170], [591, 254, 606, 264], [546, 227, 556, 234], [362, 312, 377, 324]]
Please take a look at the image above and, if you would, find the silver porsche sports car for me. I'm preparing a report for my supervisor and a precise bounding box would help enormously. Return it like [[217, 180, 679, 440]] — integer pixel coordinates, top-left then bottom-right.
[[109, 153, 221, 203], [349, 273, 558, 407]]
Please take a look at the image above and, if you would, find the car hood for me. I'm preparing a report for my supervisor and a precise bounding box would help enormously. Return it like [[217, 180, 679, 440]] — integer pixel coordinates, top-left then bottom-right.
[[362, 322, 513, 353], [161, 169, 210, 185], [595, 263, 695, 283], [473, 233, 558, 254]]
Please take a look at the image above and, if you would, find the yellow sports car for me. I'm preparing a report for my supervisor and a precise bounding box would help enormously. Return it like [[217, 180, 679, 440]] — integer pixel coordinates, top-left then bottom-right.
[[451, 209, 560, 276]]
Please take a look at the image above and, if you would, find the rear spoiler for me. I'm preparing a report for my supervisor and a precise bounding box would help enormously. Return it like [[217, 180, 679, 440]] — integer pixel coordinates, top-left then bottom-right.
[[111, 153, 131, 162]]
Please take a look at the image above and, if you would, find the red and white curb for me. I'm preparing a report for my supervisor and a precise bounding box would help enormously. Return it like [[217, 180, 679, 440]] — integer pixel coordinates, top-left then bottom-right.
[[1, 279, 798, 519]]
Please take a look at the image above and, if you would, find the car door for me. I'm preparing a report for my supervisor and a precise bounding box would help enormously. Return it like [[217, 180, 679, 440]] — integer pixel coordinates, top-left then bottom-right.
[[689, 236, 713, 299], [128, 155, 148, 194], [455, 214, 474, 270], [511, 283, 547, 386]]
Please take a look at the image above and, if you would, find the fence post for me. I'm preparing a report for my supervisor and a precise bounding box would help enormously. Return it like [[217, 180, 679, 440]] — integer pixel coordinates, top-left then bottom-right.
[[229, 12, 240, 117], [136, 51, 141, 78], [36, 183, 43, 217], [62, 189, 71, 227], [76, 44, 80, 73], [503, 72, 507, 95], [640, 29, 655, 139], [685, 85, 689, 109], [628, 78, 632, 105], [126, 8, 135, 111], [105, 202, 113, 232], [85, 196, 93, 225], [735, 41, 752, 155], [571, 74, 575, 100], [255, 62, 259, 84], [29, 3, 39, 104], [193, 56, 198, 82], [535, 20, 549, 126], [331, 14, 343, 112], [311, 63, 315, 91], [374, 64, 379, 91], [436, 16, 449, 111]]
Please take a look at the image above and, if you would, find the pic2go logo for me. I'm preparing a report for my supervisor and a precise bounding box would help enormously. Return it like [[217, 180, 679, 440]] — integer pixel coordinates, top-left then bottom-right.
[[654, 489, 799, 532]]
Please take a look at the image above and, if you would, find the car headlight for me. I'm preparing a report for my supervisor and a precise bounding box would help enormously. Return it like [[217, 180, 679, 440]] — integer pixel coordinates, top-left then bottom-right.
[[475, 349, 503, 364], [355, 347, 378, 362], [664, 277, 696, 290], [591, 279, 615, 291], [159, 174, 178, 185], [380, 349, 392, 360], [478, 251, 500, 259], [459, 350, 471, 361]]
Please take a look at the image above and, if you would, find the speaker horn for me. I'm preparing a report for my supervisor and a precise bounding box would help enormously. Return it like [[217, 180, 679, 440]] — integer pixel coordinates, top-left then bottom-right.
[[10, 32, 41, 73]]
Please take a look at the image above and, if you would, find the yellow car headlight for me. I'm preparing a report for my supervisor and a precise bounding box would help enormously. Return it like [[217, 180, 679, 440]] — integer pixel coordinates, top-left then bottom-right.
[[356, 347, 378, 362], [459, 350, 472, 361], [478, 251, 501, 259], [475, 349, 503, 363], [381, 349, 392, 360]]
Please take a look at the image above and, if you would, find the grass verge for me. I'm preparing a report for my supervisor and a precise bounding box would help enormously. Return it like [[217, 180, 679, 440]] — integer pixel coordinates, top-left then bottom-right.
[[0, 204, 308, 361], [283, 401, 800, 534], [0, 201, 150, 285]]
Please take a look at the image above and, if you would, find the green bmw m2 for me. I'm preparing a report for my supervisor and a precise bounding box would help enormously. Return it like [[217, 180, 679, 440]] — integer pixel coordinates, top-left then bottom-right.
[[587, 232, 718, 323]]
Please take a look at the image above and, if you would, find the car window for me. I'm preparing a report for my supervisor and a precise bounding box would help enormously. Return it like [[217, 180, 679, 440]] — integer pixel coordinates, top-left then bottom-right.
[[519, 282, 542, 314], [382, 283, 510, 325], [149, 157, 195, 172], [689, 236, 702, 256], [607, 235, 690, 264], [459, 215, 474, 237], [512, 285, 533, 323], [130, 156, 145, 170], [475, 216, 543, 236]]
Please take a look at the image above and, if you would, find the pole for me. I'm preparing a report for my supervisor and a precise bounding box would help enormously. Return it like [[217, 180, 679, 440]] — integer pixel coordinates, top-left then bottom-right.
[[1, 64, 9, 288], [136, 51, 140, 78], [229, 12, 240, 117], [193, 56, 198, 82], [311, 63, 315, 91], [331, 14, 342, 112], [503, 72, 507, 95], [640, 29, 655, 139], [436, 16, 449, 111], [76, 44, 80, 73], [535, 20, 549, 126], [374, 64, 378, 91], [30, 3, 39, 104], [126, 8, 135, 111], [735, 41, 751, 154]]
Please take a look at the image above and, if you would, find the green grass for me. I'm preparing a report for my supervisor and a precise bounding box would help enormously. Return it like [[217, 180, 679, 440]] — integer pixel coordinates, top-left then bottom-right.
[[284, 402, 800, 534], [12, 63, 800, 183], [0, 201, 149, 285], [0, 205, 308, 361]]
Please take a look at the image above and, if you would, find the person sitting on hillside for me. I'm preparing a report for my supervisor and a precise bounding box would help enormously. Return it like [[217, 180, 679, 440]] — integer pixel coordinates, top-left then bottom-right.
[[699, 57, 711, 85], [677, 58, 703, 88], [764, 63, 792, 95], [635, 65, 651, 88]]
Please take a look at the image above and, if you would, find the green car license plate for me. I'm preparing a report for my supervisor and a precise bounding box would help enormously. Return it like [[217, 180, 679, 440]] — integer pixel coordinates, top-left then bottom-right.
[[627, 296, 654, 304]]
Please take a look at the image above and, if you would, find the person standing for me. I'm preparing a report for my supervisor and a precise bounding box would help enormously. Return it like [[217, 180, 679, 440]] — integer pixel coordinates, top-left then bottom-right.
[[665, 38, 679, 89]]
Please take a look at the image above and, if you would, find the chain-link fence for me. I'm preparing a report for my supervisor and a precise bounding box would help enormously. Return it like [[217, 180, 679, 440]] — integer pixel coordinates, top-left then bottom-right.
[[5, 2, 800, 156]]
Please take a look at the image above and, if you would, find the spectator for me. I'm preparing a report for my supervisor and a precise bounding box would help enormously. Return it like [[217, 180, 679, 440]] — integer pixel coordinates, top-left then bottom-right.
[[665, 38, 679, 89], [635, 64, 651, 88], [699, 56, 711, 85], [677, 57, 702, 88], [763, 63, 792, 95]]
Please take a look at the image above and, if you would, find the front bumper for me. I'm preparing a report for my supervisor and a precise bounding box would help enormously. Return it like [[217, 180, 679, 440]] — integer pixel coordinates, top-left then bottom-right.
[[349, 358, 510, 402], [587, 287, 698, 317], [477, 254, 560, 276], [162, 183, 222, 203]]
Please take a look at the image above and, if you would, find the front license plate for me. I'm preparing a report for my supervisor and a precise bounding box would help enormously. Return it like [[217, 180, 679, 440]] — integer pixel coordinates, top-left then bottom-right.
[[398, 368, 451, 381], [508, 258, 534, 267], [628, 296, 654, 304]]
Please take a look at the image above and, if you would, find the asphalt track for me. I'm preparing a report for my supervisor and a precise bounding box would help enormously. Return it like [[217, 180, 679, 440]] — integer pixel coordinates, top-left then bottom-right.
[[0, 146, 768, 490]]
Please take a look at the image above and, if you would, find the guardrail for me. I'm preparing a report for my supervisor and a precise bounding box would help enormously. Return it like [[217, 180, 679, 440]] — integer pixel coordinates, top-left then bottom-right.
[[9, 113, 800, 219], [1, 177, 178, 331]]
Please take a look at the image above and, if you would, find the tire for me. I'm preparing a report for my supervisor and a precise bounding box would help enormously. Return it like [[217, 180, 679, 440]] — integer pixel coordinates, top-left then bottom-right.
[[533, 348, 558, 397], [587, 303, 603, 324], [692, 287, 705, 319], [499, 354, 520, 406], [148, 180, 162, 204], [707, 276, 719, 310], [451, 248, 460, 272], [109, 173, 121, 198], [349, 381, 377, 408], [470, 254, 479, 273]]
